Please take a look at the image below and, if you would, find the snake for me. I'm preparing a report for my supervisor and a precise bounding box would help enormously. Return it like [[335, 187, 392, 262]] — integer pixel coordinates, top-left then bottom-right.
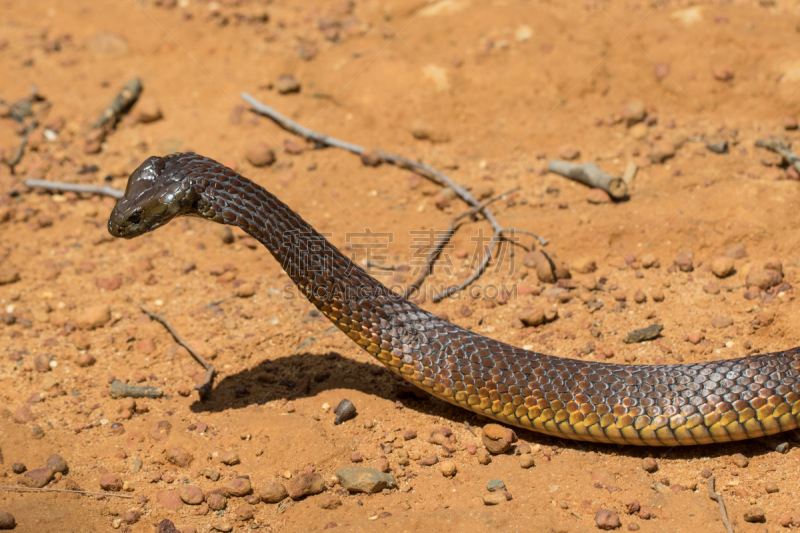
[[108, 152, 800, 446]]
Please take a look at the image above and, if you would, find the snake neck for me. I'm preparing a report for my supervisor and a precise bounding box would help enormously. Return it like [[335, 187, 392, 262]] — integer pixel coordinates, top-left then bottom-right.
[[194, 171, 399, 313]]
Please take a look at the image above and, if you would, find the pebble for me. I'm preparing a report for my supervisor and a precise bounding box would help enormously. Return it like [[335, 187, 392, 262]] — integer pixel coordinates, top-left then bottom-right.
[[121, 510, 140, 524], [731, 453, 749, 468], [136, 97, 163, 123], [482, 424, 518, 454], [765, 482, 779, 493], [402, 429, 417, 440], [11, 463, 26, 474], [420, 455, 438, 466], [373, 458, 390, 473], [633, 290, 646, 304], [99, 474, 123, 492], [259, 482, 288, 503], [519, 455, 535, 469], [179, 485, 205, 505], [710, 256, 735, 278], [34, 354, 51, 372], [75, 353, 96, 367], [165, 446, 193, 468], [641, 457, 658, 472], [276, 74, 301, 94], [706, 140, 729, 154], [211, 520, 233, 532], [439, 460, 457, 477], [519, 307, 546, 327], [623, 324, 663, 344], [336, 467, 397, 493], [571, 257, 597, 274], [743, 507, 765, 523], [673, 250, 693, 272], [156, 490, 183, 511], [19, 468, 53, 488], [350, 452, 364, 463], [245, 142, 276, 167], [483, 493, 506, 505], [625, 500, 640, 514], [46, 454, 68, 474], [227, 477, 252, 497], [477, 451, 492, 465], [486, 480, 506, 492], [235, 504, 254, 521], [558, 145, 580, 160], [587, 189, 612, 204], [360, 150, 382, 167], [76, 304, 110, 330], [285, 473, 325, 500], [0, 512, 16, 530], [334, 399, 357, 425], [219, 451, 240, 465], [785, 116, 798, 130], [624, 101, 647, 126], [207, 492, 227, 510], [149, 420, 172, 441], [595, 509, 621, 530], [317, 494, 342, 510], [654, 62, 670, 79], [471, 183, 495, 201], [648, 141, 675, 164], [0, 269, 20, 285], [641, 253, 659, 268], [726, 243, 746, 259], [711, 316, 733, 329], [746, 265, 782, 290], [713, 66, 734, 81], [651, 289, 665, 302]]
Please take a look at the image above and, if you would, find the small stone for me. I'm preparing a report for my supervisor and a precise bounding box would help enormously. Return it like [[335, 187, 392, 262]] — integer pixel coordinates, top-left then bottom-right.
[[558, 145, 580, 160], [765, 482, 779, 494], [34, 354, 51, 372], [259, 482, 288, 503], [220, 451, 240, 465], [713, 66, 734, 81], [439, 460, 457, 477], [711, 256, 735, 278], [0, 270, 20, 285], [149, 420, 172, 441], [482, 424, 518, 454], [317, 494, 342, 510], [711, 316, 733, 329], [99, 474, 123, 492], [350, 452, 363, 463], [641, 458, 658, 473], [46, 454, 68, 474], [571, 257, 597, 274], [641, 253, 659, 268], [627, 524, 640, 532], [420, 455, 438, 467], [336, 467, 397, 494], [726, 243, 746, 259], [207, 492, 227, 510], [235, 504, 254, 521], [156, 491, 183, 511], [333, 399, 357, 425], [165, 446, 193, 468], [75, 353, 96, 367], [0, 512, 16, 530], [595, 509, 621, 530], [211, 520, 233, 532], [674, 250, 693, 272], [179, 485, 205, 505], [477, 450, 492, 465], [731, 453, 749, 468], [245, 142, 276, 167], [360, 150, 382, 167], [648, 141, 675, 164], [784, 116, 798, 130], [157, 518, 180, 533], [587, 189, 612, 204], [703, 283, 720, 295], [373, 457, 390, 473], [11, 463, 26, 474], [19, 468, 53, 488], [743, 507, 765, 523], [136, 97, 163, 123], [403, 429, 417, 440], [276, 74, 301, 94], [625, 499, 640, 514], [486, 479, 506, 492], [483, 493, 506, 505], [746, 266, 782, 290], [76, 305, 110, 330], [654, 62, 670, 79], [706, 140, 729, 154], [624, 101, 647, 127], [519, 455, 535, 469], [285, 473, 325, 500], [623, 324, 663, 343], [519, 307, 546, 327], [651, 289, 665, 302], [471, 183, 495, 201], [227, 477, 253, 497]]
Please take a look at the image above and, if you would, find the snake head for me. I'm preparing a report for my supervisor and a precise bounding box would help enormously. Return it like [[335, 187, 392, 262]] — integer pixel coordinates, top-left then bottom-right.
[[108, 154, 198, 238]]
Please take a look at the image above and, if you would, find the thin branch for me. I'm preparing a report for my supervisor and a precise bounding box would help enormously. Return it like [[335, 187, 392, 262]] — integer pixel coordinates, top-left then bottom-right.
[[139, 306, 215, 399], [366, 261, 396, 271], [94, 78, 143, 129], [707, 475, 734, 533], [5, 101, 51, 173], [23, 179, 124, 199], [202, 295, 236, 309], [755, 137, 800, 174], [0, 485, 134, 499], [547, 159, 627, 199], [242, 92, 546, 301]]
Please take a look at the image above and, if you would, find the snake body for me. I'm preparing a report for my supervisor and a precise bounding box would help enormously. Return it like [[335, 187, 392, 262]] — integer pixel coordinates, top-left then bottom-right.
[[108, 152, 800, 446]]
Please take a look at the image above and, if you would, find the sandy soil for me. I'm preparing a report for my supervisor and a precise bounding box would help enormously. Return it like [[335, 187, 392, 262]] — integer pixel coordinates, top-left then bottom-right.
[[2, 0, 800, 532]]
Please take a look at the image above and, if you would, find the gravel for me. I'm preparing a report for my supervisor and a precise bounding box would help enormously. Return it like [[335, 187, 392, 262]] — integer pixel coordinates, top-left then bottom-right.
[[486, 480, 506, 492], [285, 473, 325, 500], [336, 467, 397, 493], [641, 458, 658, 473], [595, 509, 621, 530], [179, 485, 205, 505], [0, 511, 15, 530], [259, 482, 288, 503], [333, 399, 357, 425], [482, 424, 518, 454]]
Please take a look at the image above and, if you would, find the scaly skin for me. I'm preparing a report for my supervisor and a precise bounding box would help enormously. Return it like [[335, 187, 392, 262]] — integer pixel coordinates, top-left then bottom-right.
[[108, 152, 800, 446]]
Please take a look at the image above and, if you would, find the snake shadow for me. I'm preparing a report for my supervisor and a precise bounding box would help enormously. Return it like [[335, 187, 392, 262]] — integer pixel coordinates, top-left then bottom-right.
[[190, 351, 799, 462]]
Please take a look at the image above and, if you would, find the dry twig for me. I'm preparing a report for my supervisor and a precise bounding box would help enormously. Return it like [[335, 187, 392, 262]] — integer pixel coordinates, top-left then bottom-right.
[[241, 92, 545, 302], [109, 379, 163, 399], [94, 78, 143, 129], [0, 485, 134, 499], [23, 179, 123, 199], [4, 101, 51, 173], [707, 475, 735, 533], [139, 306, 215, 398], [547, 159, 628, 199], [755, 137, 800, 174]]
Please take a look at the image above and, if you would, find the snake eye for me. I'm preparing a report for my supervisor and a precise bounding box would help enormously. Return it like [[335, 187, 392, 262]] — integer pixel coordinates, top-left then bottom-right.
[[129, 211, 142, 224]]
